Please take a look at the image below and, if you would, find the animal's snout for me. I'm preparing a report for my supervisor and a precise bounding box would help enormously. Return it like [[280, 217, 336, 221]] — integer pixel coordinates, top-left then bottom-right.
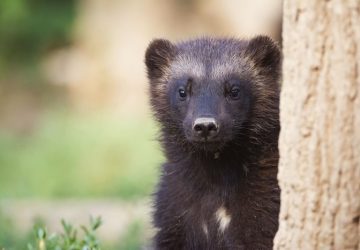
[[193, 117, 219, 140]]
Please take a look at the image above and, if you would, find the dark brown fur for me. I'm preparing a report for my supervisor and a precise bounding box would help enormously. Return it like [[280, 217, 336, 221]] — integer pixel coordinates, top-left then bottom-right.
[[145, 36, 281, 250]]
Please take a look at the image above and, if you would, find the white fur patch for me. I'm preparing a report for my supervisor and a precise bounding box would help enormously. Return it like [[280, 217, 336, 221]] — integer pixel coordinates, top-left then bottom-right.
[[210, 61, 236, 79], [171, 58, 205, 79], [215, 206, 231, 233], [202, 222, 208, 238]]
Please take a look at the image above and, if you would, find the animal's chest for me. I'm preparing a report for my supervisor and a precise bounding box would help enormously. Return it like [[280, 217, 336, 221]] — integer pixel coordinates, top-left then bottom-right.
[[181, 191, 240, 249], [179, 188, 277, 250]]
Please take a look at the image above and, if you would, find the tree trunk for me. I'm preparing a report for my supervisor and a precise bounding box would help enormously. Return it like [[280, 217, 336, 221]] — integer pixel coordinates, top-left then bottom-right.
[[274, 1, 360, 249]]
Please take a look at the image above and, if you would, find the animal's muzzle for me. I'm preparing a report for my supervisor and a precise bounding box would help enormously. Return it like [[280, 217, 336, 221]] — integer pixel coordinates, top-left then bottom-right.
[[192, 117, 219, 141]]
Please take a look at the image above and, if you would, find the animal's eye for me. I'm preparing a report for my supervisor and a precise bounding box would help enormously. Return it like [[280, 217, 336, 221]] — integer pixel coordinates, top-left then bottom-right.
[[178, 88, 187, 99], [229, 87, 241, 100]]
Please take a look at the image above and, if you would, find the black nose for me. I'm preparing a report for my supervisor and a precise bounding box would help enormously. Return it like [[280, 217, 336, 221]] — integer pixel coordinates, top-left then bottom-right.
[[193, 117, 219, 139]]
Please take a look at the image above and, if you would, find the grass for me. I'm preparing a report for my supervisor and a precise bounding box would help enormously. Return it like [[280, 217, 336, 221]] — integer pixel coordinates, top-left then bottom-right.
[[0, 109, 163, 199], [116, 220, 146, 250], [0, 213, 146, 250], [27, 216, 102, 250]]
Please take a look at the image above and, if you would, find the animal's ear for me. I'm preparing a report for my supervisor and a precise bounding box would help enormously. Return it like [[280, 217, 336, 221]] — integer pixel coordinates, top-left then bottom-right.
[[145, 39, 176, 80], [245, 35, 281, 74]]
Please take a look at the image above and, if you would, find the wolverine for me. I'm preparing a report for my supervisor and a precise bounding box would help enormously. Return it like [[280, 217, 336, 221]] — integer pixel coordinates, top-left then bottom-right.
[[145, 36, 281, 250]]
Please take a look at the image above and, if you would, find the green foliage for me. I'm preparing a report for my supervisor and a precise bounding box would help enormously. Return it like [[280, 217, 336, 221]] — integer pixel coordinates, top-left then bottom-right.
[[0, 212, 145, 250], [27, 216, 102, 250], [0, 0, 76, 81]]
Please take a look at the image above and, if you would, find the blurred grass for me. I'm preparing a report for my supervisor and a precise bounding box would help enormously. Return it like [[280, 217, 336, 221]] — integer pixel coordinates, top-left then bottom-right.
[[0, 211, 34, 250], [0, 109, 162, 200], [116, 220, 145, 250]]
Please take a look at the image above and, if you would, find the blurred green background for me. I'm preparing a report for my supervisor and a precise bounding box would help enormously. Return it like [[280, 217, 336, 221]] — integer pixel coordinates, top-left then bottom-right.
[[0, 0, 281, 248]]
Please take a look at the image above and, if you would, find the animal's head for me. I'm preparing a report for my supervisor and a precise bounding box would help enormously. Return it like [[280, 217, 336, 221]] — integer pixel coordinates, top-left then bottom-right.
[[145, 36, 281, 153]]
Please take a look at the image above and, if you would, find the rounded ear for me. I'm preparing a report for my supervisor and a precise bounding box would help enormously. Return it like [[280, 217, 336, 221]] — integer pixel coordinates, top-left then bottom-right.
[[145, 39, 176, 80], [245, 35, 281, 75]]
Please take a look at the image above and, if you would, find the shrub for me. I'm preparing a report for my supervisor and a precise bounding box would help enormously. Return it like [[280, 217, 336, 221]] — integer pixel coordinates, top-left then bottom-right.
[[27, 216, 102, 250]]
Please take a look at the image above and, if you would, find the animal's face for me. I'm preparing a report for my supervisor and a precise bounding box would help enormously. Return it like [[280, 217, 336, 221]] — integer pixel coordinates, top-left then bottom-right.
[[145, 37, 280, 152], [167, 64, 253, 148]]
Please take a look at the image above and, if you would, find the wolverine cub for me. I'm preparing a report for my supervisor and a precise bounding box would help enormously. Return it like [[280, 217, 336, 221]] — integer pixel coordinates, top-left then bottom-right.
[[145, 36, 281, 250]]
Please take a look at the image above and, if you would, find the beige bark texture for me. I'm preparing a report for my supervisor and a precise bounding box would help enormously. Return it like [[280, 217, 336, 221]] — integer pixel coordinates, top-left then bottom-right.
[[274, 0, 360, 249]]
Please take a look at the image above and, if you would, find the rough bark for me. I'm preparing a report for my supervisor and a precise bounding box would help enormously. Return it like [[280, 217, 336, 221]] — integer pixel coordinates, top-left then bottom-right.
[[274, 0, 360, 249]]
